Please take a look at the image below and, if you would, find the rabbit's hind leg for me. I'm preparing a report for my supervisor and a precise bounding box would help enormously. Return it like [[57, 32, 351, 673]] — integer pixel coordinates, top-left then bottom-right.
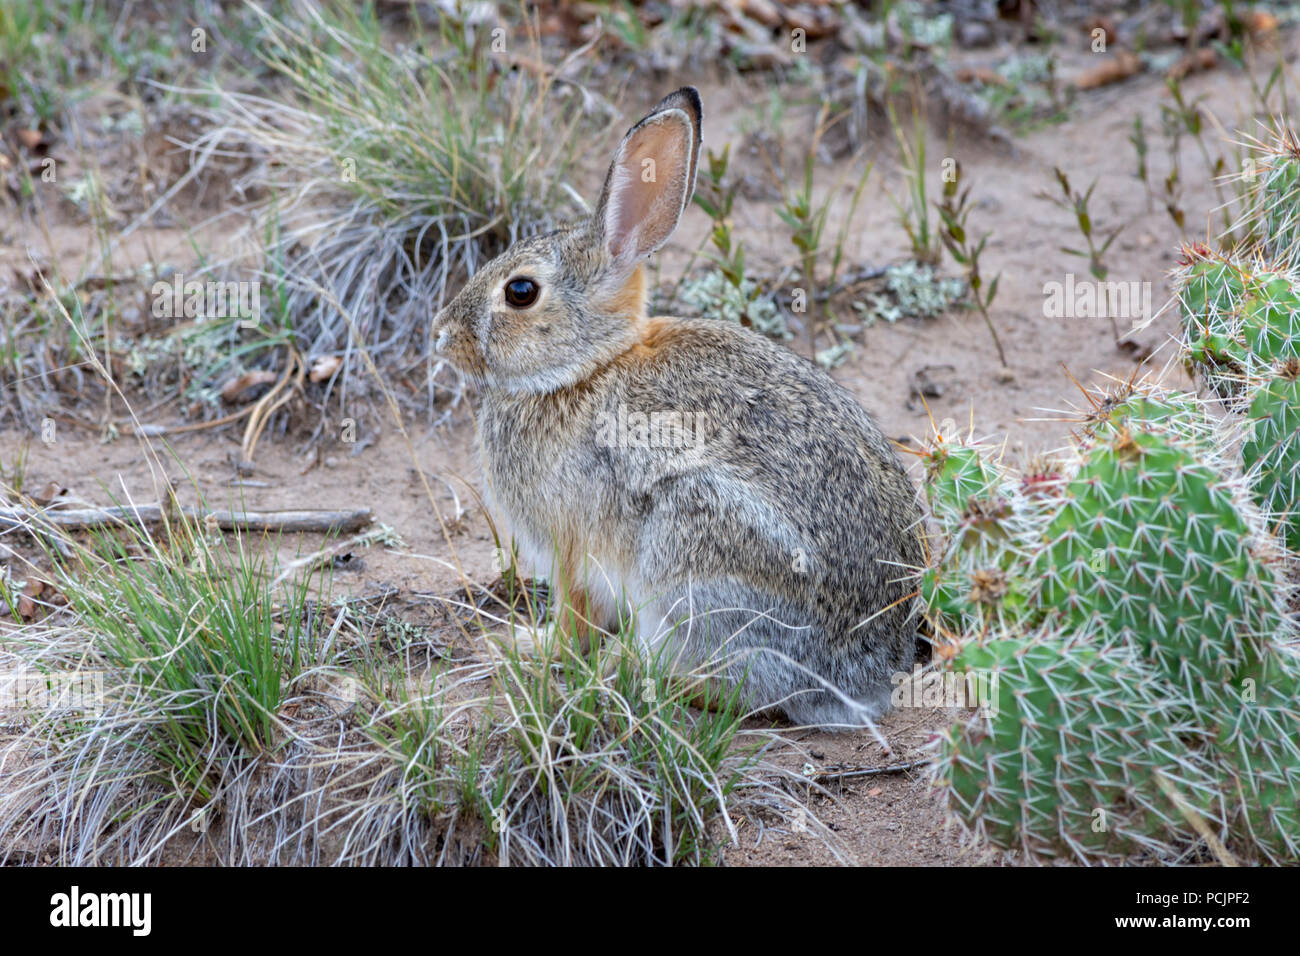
[[639, 583, 888, 729]]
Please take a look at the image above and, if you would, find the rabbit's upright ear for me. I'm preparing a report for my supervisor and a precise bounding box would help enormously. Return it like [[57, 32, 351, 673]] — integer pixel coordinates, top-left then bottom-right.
[[593, 87, 702, 278]]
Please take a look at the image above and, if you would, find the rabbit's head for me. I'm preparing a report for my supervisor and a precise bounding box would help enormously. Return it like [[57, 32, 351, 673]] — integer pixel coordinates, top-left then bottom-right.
[[432, 87, 702, 394]]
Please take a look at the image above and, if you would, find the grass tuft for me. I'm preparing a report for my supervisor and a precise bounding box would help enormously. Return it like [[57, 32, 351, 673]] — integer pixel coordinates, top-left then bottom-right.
[[190, 1, 603, 421]]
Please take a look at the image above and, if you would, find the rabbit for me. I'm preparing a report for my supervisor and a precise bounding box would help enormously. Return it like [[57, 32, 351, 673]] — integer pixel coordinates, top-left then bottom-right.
[[431, 87, 926, 728]]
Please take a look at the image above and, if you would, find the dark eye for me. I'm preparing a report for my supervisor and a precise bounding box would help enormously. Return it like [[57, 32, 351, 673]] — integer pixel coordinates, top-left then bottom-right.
[[504, 277, 539, 308]]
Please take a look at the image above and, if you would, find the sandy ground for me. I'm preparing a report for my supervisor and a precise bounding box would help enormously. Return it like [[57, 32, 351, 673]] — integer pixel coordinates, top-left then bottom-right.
[[1, 28, 1291, 865]]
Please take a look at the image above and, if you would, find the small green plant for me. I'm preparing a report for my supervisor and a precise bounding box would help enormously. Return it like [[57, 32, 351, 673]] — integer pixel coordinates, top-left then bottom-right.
[[1129, 114, 1152, 212], [359, 660, 451, 819], [693, 145, 747, 291], [0, 438, 29, 496], [1161, 0, 1200, 42], [667, 144, 764, 321], [855, 261, 965, 326], [1163, 76, 1236, 240], [774, 104, 873, 359], [952, 51, 1069, 132], [886, 98, 941, 267], [777, 104, 835, 360], [936, 164, 1007, 365], [1038, 167, 1124, 340], [679, 269, 786, 338], [0, 0, 65, 123]]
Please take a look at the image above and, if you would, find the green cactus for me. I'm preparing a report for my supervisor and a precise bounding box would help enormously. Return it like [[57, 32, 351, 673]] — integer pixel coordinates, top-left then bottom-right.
[[1176, 248, 1300, 398], [1082, 387, 1217, 450], [937, 624, 1221, 861], [920, 439, 1045, 632], [1247, 121, 1300, 267], [1242, 360, 1300, 551], [1036, 415, 1286, 700], [1218, 666, 1300, 863], [929, 382, 1300, 863], [929, 118, 1300, 864]]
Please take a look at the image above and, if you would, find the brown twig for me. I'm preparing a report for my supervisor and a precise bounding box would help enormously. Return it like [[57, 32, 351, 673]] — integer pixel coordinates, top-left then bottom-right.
[[807, 759, 931, 784], [0, 504, 373, 534]]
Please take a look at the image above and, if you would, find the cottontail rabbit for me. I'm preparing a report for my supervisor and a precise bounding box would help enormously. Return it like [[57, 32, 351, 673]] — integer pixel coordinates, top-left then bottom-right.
[[432, 88, 925, 727]]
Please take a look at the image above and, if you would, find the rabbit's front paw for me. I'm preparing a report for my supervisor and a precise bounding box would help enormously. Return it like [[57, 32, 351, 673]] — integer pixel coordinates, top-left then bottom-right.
[[486, 619, 560, 661]]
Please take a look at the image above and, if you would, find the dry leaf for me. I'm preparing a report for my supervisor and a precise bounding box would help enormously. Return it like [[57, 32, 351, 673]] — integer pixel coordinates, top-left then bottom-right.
[[309, 354, 343, 383], [1074, 50, 1140, 90], [740, 0, 782, 28], [15, 128, 44, 150], [1167, 48, 1216, 81], [31, 481, 68, 507], [220, 370, 279, 403], [955, 67, 1008, 87], [17, 579, 44, 620], [934, 639, 960, 661], [1246, 10, 1278, 44]]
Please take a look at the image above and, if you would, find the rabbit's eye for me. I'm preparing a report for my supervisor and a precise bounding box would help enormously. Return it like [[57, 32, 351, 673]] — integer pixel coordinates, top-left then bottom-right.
[[504, 277, 539, 309]]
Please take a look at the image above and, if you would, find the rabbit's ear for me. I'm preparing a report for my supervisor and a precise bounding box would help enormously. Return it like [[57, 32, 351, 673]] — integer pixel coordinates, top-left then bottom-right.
[[594, 87, 702, 277]]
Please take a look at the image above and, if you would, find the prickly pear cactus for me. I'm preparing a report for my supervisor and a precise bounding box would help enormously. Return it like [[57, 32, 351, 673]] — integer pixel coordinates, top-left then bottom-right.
[[928, 117, 1300, 864], [1081, 386, 1217, 450], [927, 380, 1300, 863], [1242, 359, 1300, 552], [936, 625, 1220, 861], [1176, 247, 1300, 399], [1246, 121, 1300, 267], [1218, 665, 1300, 863], [920, 438, 1048, 632], [1035, 414, 1286, 700]]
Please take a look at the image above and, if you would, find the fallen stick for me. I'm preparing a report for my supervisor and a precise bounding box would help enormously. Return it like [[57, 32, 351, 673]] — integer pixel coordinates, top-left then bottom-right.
[[203, 508, 373, 534], [0, 504, 373, 535], [806, 759, 931, 785]]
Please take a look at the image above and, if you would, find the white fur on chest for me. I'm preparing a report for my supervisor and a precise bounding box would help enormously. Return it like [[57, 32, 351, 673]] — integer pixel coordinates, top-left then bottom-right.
[[480, 446, 633, 629]]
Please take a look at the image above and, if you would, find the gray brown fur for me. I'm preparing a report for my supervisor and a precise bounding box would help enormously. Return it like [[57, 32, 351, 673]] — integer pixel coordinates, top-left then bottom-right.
[[432, 88, 925, 727]]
